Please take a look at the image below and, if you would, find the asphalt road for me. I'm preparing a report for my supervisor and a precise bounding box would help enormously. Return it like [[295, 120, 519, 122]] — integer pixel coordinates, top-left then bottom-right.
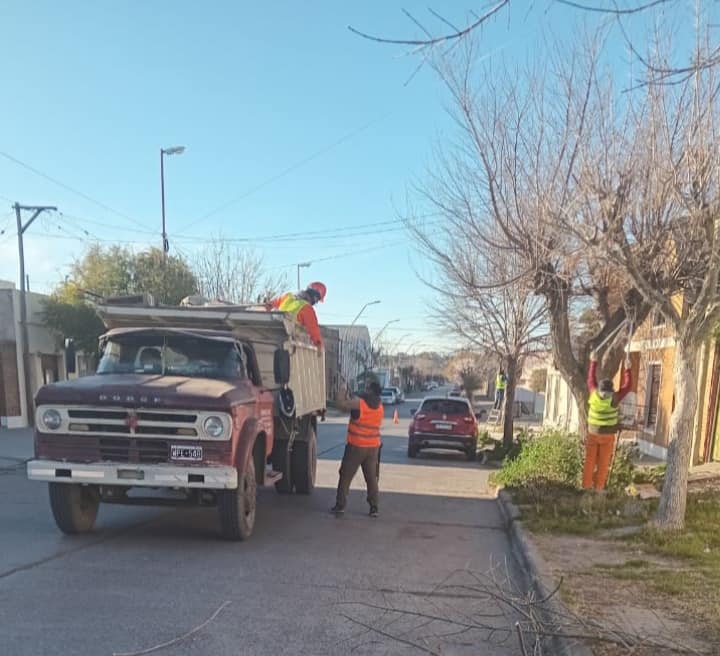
[[0, 394, 525, 656]]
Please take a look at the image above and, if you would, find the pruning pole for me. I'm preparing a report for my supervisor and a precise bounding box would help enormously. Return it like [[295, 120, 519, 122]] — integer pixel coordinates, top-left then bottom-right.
[[608, 318, 636, 489]]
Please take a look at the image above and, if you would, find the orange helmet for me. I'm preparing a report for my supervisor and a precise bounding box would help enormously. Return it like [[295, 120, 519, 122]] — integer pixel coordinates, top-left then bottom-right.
[[308, 281, 327, 302]]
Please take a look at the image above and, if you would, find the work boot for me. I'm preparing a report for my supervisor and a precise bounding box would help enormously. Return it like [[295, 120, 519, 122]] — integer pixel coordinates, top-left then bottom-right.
[[330, 505, 345, 516], [369, 506, 379, 518]]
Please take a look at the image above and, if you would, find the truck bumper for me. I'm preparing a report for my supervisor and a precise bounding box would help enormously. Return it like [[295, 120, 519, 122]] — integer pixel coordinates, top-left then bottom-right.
[[26, 459, 238, 490]]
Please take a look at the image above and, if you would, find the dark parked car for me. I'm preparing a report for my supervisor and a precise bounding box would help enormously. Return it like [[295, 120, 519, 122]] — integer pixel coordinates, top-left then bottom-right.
[[408, 396, 479, 461]]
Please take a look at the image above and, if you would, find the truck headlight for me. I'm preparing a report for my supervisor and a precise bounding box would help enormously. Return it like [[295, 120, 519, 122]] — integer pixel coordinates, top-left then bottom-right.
[[41, 409, 62, 431], [203, 416, 224, 438]]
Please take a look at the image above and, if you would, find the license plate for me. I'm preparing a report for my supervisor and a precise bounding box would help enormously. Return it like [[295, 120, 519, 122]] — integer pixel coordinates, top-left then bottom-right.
[[170, 445, 203, 461], [434, 422, 453, 430]]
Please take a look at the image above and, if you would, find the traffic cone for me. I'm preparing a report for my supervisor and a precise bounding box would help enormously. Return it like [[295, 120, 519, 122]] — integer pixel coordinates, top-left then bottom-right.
[[393, 409, 399, 424]]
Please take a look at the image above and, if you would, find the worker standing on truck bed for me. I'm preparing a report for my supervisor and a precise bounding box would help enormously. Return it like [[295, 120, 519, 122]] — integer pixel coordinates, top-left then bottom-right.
[[584, 351, 632, 492], [331, 377, 384, 518], [267, 282, 326, 349]]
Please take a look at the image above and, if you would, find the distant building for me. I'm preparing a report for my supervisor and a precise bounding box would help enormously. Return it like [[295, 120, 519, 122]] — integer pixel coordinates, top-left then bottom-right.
[[320, 326, 340, 402], [326, 325, 371, 393], [0, 281, 68, 429]]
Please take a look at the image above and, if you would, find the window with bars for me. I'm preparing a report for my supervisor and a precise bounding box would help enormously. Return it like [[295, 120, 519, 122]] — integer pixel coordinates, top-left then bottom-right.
[[645, 364, 662, 428]]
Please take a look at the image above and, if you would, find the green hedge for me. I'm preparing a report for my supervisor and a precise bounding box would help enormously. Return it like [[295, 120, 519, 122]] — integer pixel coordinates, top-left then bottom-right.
[[490, 428, 582, 489]]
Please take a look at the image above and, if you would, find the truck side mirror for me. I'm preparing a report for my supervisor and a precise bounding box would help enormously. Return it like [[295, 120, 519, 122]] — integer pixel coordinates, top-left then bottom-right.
[[64, 338, 76, 375], [274, 349, 290, 385]]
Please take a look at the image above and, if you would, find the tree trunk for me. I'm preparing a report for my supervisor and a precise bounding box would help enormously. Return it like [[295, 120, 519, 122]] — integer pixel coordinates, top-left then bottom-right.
[[654, 337, 699, 530], [502, 357, 519, 450]]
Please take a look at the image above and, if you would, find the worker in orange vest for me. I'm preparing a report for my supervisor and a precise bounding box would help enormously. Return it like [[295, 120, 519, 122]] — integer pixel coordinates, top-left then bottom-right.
[[331, 377, 384, 518], [267, 282, 326, 349]]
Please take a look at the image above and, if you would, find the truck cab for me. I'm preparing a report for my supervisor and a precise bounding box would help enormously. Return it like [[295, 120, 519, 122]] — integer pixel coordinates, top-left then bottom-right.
[[27, 300, 326, 541]]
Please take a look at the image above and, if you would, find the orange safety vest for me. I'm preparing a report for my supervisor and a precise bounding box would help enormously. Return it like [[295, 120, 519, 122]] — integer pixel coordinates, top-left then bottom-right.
[[346, 399, 384, 448]]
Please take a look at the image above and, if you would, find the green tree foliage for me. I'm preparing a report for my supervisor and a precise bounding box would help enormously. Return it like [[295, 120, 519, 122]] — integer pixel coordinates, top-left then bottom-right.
[[43, 245, 198, 356]]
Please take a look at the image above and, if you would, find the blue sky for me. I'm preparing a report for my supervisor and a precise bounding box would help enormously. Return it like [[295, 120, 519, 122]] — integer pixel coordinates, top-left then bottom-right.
[[0, 1, 700, 352]]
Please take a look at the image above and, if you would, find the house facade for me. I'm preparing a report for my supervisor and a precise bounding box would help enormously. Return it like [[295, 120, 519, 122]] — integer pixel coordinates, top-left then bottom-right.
[[543, 307, 720, 465], [0, 281, 67, 429]]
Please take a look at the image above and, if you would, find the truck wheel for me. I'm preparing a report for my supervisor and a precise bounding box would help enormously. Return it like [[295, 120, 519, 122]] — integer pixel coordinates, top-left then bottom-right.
[[465, 445, 477, 462], [48, 483, 99, 534], [292, 426, 317, 495], [218, 456, 256, 541], [273, 439, 293, 494], [407, 442, 418, 458]]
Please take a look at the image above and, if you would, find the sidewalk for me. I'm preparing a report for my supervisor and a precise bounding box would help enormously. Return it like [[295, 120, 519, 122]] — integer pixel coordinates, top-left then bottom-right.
[[0, 427, 33, 465]]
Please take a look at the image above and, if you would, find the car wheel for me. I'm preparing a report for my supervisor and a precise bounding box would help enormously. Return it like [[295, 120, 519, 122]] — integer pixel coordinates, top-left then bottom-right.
[[465, 445, 477, 462], [407, 442, 418, 458]]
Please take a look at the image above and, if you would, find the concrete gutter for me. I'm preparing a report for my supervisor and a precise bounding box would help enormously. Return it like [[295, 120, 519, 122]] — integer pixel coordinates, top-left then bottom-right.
[[496, 489, 593, 656]]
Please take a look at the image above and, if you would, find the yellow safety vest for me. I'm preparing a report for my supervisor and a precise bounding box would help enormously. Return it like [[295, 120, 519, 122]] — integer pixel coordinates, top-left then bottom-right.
[[496, 374, 507, 390], [588, 391, 619, 428], [278, 294, 309, 319]]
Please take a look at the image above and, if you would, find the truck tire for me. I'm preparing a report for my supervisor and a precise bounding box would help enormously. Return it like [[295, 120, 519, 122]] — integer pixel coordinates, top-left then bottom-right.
[[292, 426, 317, 495], [273, 439, 293, 494], [218, 456, 256, 541], [48, 483, 99, 535], [407, 441, 418, 458]]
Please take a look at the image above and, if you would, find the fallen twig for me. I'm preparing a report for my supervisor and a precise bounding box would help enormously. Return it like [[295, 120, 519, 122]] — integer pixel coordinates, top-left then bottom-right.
[[113, 600, 231, 656]]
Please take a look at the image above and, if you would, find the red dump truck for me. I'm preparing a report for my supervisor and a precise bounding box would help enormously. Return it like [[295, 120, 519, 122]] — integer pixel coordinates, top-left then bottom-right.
[[26, 298, 326, 541]]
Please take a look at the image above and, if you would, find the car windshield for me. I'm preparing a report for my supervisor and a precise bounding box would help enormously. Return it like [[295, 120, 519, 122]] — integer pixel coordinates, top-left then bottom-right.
[[381, 390, 394, 397], [97, 333, 247, 380], [420, 399, 470, 415]]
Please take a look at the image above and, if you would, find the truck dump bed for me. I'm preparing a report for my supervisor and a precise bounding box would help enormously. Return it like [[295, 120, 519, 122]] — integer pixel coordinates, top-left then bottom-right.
[[96, 303, 326, 416]]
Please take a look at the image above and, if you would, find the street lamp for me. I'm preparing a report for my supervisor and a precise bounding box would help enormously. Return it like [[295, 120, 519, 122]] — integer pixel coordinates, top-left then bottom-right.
[[297, 262, 311, 290], [350, 300, 381, 326], [371, 319, 399, 370], [374, 318, 400, 344], [160, 145, 186, 253]]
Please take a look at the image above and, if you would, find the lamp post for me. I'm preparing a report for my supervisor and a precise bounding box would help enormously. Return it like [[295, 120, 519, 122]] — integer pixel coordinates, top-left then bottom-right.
[[371, 319, 399, 370], [297, 262, 311, 290], [160, 145, 185, 253], [350, 299, 380, 326]]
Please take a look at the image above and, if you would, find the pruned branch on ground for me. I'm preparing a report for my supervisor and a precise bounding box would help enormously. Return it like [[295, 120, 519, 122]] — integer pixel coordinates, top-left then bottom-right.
[[336, 565, 708, 655]]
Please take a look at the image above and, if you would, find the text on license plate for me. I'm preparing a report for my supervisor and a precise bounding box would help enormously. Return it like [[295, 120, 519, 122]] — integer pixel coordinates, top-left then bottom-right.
[[171, 445, 203, 461], [434, 422, 453, 430]]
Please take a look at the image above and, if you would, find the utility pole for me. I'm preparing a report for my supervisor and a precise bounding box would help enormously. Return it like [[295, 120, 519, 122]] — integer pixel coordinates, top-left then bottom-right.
[[14, 203, 57, 427]]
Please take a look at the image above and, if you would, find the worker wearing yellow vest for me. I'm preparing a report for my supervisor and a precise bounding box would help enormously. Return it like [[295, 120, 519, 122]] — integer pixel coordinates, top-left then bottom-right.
[[584, 352, 632, 491], [268, 282, 326, 349], [331, 377, 384, 518], [493, 368, 508, 410]]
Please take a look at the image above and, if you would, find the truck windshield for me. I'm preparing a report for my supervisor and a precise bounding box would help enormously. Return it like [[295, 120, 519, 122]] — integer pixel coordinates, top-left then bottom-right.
[[97, 334, 246, 380]]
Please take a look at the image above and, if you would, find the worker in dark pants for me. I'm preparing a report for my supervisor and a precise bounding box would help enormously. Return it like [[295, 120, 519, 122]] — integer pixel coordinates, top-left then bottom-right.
[[331, 378, 384, 518]]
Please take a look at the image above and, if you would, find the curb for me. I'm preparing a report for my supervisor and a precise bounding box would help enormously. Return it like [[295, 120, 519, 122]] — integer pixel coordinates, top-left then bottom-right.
[[496, 490, 593, 656]]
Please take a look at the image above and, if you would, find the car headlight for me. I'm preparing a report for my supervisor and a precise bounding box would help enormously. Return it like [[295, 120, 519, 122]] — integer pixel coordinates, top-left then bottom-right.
[[203, 416, 224, 438], [41, 409, 62, 431]]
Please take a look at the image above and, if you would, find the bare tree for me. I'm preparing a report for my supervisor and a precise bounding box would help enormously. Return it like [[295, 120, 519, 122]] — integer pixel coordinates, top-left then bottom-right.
[[566, 40, 720, 529], [350, 2, 720, 85], [410, 207, 548, 449], [192, 238, 286, 304], [410, 39, 651, 442]]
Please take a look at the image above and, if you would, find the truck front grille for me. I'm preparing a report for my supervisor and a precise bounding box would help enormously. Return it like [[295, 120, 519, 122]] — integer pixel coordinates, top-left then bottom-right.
[[63, 407, 199, 438]]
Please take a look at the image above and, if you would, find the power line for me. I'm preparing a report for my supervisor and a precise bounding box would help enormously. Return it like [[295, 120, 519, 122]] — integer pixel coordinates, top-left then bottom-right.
[[177, 110, 393, 232], [0, 149, 149, 230], [59, 211, 159, 236], [172, 213, 439, 245]]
